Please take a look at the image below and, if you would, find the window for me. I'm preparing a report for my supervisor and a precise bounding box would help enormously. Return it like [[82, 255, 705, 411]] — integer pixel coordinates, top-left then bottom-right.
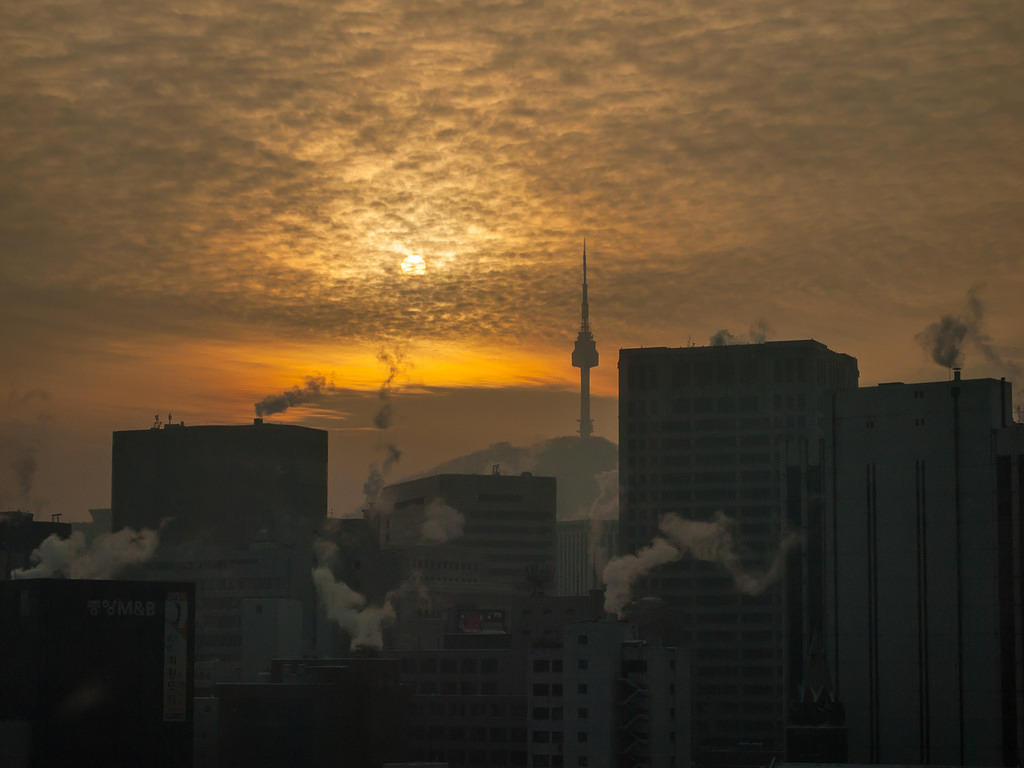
[[578, 758, 589, 767], [577, 659, 588, 671], [577, 683, 588, 695], [533, 659, 550, 673], [533, 707, 550, 720], [578, 731, 588, 743], [533, 683, 549, 696], [578, 707, 589, 719], [577, 634, 589, 645]]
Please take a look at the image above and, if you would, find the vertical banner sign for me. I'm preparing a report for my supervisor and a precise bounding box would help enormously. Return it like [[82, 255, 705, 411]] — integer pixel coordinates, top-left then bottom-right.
[[163, 591, 189, 721]]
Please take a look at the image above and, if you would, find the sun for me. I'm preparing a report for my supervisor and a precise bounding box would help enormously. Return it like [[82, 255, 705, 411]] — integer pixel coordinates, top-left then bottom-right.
[[400, 254, 426, 276]]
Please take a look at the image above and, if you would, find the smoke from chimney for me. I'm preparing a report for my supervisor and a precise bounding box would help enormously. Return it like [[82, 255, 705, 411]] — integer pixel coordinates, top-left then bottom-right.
[[709, 320, 772, 347], [916, 285, 1021, 377], [601, 511, 799, 616], [362, 350, 407, 510], [11, 527, 160, 579], [312, 565, 428, 650], [11, 451, 37, 499], [254, 375, 333, 417]]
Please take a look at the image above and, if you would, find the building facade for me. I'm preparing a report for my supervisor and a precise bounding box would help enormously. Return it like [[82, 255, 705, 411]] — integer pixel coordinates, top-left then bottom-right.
[[379, 472, 557, 598], [111, 420, 327, 546], [618, 340, 859, 764], [828, 375, 1022, 766], [556, 518, 618, 597]]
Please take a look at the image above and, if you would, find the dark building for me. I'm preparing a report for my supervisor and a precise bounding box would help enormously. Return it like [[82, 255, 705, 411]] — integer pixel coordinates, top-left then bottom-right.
[[379, 472, 557, 599], [111, 420, 327, 546], [617, 340, 858, 765], [0, 511, 71, 579], [828, 375, 1022, 765], [0, 578, 195, 767], [215, 657, 412, 768]]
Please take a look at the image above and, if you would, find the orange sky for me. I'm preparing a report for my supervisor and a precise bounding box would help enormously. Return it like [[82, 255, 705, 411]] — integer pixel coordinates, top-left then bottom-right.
[[2, 0, 1023, 519]]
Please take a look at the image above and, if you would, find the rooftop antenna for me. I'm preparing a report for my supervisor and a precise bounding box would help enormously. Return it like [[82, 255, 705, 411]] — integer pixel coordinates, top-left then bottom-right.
[[571, 240, 599, 438]]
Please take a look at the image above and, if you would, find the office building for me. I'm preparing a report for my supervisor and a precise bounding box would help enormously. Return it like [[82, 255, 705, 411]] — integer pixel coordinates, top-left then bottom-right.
[[828, 374, 1022, 766], [111, 420, 327, 546], [618, 340, 858, 764], [0, 578, 195, 768]]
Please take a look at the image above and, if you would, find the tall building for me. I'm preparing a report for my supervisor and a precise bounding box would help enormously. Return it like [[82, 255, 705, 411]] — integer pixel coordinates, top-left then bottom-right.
[[617, 340, 859, 765], [827, 374, 1022, 766], [378, 472, 557, 598], [111, 420, 327, 546], [572, 243, 599, 439]]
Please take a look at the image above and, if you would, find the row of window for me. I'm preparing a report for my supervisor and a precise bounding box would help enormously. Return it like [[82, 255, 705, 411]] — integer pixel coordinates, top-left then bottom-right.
[[402, 657, 501, 674]]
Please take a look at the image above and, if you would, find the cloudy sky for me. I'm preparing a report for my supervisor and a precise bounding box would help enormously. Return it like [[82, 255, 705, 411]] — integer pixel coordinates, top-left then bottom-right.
[[2, 0, 1022, 518]]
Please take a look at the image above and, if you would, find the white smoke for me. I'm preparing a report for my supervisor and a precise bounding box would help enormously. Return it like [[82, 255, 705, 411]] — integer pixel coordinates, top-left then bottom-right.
[[659, 511, 799, 595], [312, 565, 428, 651], [420, 499, 465, 543], [601, 511, 799, 616], [12, 527, 160, 579], [602, 537, 680, 617]]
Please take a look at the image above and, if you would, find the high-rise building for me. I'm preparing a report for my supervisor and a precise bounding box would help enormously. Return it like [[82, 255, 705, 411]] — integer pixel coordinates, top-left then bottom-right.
[[617, 340, 859, 765], [111, 420, 327, 546], [827, 374, 1022, 766]]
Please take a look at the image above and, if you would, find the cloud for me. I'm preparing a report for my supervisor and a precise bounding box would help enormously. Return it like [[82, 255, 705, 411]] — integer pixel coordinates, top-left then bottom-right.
[[0, 0, 1020, 366]]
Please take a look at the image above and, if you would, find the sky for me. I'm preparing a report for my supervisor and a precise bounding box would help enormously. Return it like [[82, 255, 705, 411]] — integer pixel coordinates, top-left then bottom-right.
[[2, 0, 1022, 520]]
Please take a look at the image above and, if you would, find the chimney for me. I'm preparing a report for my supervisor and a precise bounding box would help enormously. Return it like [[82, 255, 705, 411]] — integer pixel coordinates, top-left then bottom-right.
[[254, 417, 264, 425], [953, 367, 962, 381]]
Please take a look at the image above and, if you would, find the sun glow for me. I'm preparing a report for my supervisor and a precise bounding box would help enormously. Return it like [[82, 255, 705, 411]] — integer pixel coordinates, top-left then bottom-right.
[[400, 253, 426, 276]]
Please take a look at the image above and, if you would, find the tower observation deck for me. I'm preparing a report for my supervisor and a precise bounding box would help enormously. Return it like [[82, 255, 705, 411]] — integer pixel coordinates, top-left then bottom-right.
[[571, 243, 598, 438]]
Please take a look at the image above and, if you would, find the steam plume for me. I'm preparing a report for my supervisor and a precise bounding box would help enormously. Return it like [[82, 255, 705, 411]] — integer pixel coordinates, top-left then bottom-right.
[[12, 451, 37, 498], [312, 566, 428, 650], [421, 499, 465, 543], [12, 527, 160, 579], [602, 537, 680, 617], [254, 375, 332, 417], [710, 329, 737, 346], [362, 350, 406, 509], [601, 511, 799, 616], [709, 320, 772, 346], [916, 285, 1021, 376]]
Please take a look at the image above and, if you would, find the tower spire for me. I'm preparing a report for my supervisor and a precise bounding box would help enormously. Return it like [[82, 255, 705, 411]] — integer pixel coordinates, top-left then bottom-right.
[[571, 240, 599, 438]]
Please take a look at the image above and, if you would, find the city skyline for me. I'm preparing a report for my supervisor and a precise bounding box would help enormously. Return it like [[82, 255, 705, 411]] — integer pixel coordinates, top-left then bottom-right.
[[3, 0, 1023, 521]]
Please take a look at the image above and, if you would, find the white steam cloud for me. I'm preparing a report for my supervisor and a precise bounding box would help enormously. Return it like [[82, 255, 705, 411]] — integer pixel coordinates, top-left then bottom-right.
[[312, 565, 428, 650], [420, 498, 465, 543], [602, 511, 800, 616], [12, 527, 160, 580]]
